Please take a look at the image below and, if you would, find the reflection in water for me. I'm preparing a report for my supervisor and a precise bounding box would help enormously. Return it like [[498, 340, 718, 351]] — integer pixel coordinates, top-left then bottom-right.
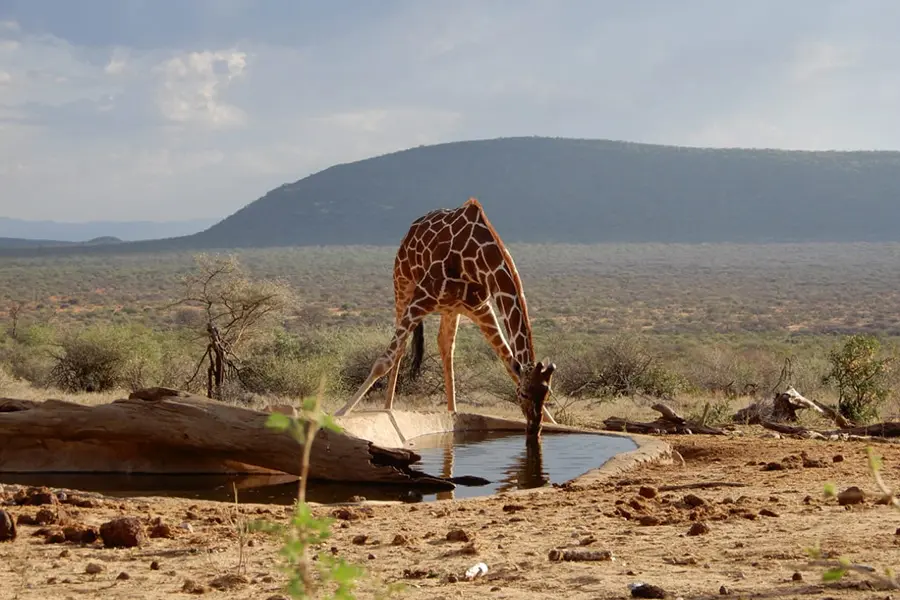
[[496, 437, 548, 493], [0, 431, 636, 505]]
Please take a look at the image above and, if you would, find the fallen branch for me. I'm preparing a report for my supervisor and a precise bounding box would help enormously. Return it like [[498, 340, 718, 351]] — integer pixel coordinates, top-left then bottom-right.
[[657, 482, 749, 492], [760, 419, 900, 440], [603, 403, 726, 436]]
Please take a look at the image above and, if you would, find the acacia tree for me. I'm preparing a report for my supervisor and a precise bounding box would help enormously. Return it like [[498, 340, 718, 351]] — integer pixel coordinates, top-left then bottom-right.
[[175, 254, 294, 400]]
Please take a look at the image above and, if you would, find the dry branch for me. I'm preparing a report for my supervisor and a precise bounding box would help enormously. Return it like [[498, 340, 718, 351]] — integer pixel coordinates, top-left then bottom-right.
[[603, 403, 726, 436]]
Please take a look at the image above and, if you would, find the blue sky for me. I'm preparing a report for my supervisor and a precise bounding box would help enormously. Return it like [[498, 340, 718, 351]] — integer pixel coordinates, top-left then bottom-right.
[[0, 0, 898, 222]]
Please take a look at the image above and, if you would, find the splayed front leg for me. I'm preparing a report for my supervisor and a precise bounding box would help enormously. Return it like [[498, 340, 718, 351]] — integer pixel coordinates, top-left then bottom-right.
[[438, 312, 461, 413]]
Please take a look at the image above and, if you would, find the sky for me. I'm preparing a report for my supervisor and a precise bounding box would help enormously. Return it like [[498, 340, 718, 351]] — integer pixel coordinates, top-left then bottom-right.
[[0, 0, 899, 222]]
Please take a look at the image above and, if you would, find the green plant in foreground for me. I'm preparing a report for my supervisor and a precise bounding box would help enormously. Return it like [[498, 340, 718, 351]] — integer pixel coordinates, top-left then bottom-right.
[[249, 379, 403, 599], [811, 446, 899, 588]]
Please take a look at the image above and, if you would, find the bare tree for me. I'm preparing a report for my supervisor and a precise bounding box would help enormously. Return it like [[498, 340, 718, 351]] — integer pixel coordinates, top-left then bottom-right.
[[6, 301, 24, 341], [173, 254, 294, 400]]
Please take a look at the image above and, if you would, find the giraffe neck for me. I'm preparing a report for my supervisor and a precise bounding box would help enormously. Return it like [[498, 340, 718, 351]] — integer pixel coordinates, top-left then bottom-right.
[[491, 252, 536, 370]]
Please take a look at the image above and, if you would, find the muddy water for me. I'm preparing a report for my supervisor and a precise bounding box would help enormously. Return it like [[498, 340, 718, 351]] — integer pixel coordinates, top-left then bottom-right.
[[0, 431, 635, 505]]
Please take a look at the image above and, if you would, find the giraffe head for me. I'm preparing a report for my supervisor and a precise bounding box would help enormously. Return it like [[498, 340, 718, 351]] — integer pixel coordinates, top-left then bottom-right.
[[516, 359, 556, 439]]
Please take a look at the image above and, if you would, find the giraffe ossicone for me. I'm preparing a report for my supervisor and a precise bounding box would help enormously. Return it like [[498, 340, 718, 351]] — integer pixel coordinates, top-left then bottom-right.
[[333, 197, 557, 439]]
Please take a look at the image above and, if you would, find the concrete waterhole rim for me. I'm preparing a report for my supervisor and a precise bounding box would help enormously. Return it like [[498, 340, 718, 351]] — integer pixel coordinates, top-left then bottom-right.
[[324, 409, 674, 507]]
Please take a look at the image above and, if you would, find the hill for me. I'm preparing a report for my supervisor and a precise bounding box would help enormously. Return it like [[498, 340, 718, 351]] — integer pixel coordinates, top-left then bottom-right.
[[0, 217, 216, 243], [4, 136, 900, 256]]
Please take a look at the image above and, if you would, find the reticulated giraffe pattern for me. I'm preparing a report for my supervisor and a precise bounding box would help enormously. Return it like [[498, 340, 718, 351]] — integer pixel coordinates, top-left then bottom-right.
[[334, 197, 556, 437]]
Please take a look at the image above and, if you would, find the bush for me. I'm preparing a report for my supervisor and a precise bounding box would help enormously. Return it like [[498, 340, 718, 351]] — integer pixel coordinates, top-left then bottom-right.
[[823, 334, 893, 422], [550, 335, 685, 400], [47, 324, 169, 393]]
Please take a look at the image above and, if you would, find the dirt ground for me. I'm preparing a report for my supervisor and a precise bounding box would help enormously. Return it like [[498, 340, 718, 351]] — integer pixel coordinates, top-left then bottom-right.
[[3, 430, 900, 600]]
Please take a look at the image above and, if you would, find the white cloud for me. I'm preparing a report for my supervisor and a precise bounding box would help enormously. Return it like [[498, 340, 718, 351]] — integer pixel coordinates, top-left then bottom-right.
[[0, 20, 19, 32], [104, 48, 130, 75], [155, 50, 248, 127], [0, 71, 11, 85]]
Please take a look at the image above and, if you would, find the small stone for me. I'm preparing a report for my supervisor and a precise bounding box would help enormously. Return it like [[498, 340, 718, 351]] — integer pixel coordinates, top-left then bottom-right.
[[367, 553, 376, 560], [0, 510, 16, 542], [35, 508, 58, 525], [638, 515, 662, 526], [833, 454, 844, 463], [177, 522, 194, 533], [759, 508, 780, 518], [687, 522, 710, 536], [332, 508, 360, 521], [63, 524, 99, 544], [351, 534, 368, 545], [683, 494, 706, 507], [630, 583, 668, 598], [181, 579, 206, 594], [209, 573, 249, 591], [149, 522, 173, 539], [391, 534, 411, 546], [150, 560, 160, 570], [59, 549, 70, 558], [719, 585, 729, 595], [246, 539, 255, 547], [792, 572, 803, 581], [837, 486, 865, 506], [502, 504, 526, 512], [762, 462, 785, 471], [446, 529, 471, 542], [638, 486, 658, 499], [116, 572, 130, 580], [85, 563, 104, 575]]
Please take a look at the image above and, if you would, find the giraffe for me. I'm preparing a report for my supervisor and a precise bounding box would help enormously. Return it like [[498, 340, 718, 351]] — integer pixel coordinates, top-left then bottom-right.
[[333, 197, 558, 440]]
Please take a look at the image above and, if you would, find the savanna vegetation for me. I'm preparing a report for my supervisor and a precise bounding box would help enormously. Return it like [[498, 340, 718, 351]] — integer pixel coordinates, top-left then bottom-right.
[[0, 242, 898, 425]]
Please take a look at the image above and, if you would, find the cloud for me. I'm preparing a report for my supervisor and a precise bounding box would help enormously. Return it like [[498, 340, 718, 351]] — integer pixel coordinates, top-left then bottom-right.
[[0, 0, 898, 222], [155, 49, 248, 127]]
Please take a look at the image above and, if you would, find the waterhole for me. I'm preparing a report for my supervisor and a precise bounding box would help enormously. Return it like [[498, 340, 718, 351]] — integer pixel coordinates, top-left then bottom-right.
[[0, 430, 635, 505]]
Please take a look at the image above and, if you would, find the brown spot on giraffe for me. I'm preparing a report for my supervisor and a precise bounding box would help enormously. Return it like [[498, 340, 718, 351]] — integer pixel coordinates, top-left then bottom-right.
[[333, 197, 557, 440]]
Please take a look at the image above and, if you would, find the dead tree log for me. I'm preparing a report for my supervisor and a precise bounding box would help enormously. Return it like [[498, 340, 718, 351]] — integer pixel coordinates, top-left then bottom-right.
[[603, 403, 725, 436], [0, 388, 454, 489], [733, 387, 853, 428], [759, 419, 900, 439]]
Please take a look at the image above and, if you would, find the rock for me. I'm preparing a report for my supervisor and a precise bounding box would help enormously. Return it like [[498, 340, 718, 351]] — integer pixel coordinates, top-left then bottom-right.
[[44, 529, 66, 544], [502, 504, 527, 513], [85, 563, 104, 575], [759, 508, 780, 518], [116, 572, 130, 580], [639, 486, 658, 499], [833, 454, 844, 463], [35, 508, 59, 525], [182, 579, 206, 594], [687, 522, 710, 536], [367, 553, 376, 560], [391, 534, 411, 546], [100, 517, 146, 548], [638, 516, 662, 526], [837, 486, 865, 506], [209, 573, 249, 591], [762, 462, 784, 471], [14, 487, 57, 506], [15, 514, 37, 525], [0, 510, 16, 542], [351, 534, 368, 545], [63, 524, 99, 544], [719, 585, 729, 595], [177, 522, 193, 533], [630, 583, 668, 598], [792, 572, 803, 581], [149, 522, 173, 539], [446, 529, 471, 542], [332, 508, 361, 521], [683, 494, 706, 508]]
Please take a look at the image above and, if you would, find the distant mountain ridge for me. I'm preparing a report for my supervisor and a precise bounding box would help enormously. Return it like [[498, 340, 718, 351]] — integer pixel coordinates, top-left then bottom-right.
[[3, 136, 900, 256], [0, 217, 217, 244]]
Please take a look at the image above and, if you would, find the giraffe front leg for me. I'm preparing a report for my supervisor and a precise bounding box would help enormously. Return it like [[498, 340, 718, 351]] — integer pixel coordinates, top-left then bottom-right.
[[466, 302, 518, 382], [438, 312, 461, 413], [334, 295, 434, 417]]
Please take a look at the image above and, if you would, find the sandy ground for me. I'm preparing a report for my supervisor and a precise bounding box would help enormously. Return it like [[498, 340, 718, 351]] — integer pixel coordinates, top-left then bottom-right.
[[3, 430, 900, 600]]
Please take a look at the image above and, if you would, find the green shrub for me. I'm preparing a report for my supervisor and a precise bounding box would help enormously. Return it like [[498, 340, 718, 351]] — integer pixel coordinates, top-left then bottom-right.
[[823, 334, 893, 422]]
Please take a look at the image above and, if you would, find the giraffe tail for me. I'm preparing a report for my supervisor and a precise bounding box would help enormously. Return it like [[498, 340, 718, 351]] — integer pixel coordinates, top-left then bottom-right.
[[408, 321, 425, 380]]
